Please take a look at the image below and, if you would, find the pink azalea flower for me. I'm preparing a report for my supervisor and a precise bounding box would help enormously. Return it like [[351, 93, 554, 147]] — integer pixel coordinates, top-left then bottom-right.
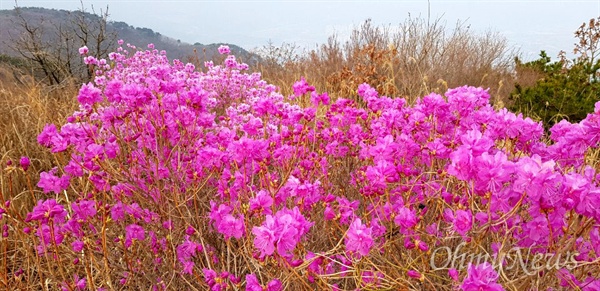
[[74, 274, 87, 290], [245, 274, 262, 291], [345, 218, 374, 258], [252, 208, 312, 258], [449, 268, 459, 281], [407, 270, 423, 280], [218, 45, 230, 55], [216, 214, 245, 239], [249, 190, 273, 215], [310, 91, 330, 106], [29, 199, 67, 223], [38, 124, 67, 152], [394, 207, 418, 230], [110, 202, 125, 222], [252, 215, 277, 257], [266, 278, 282, 291], [461, 263, 504, 291], [454, 210, 473, 236], [37, 169, 70, 194], [77, 83, 103, 105], [124, 224, 145, 248], [36, 223, 64, 247], [292, 77, 315, 97], [71, 200, 96, 221], [78, 46, 88, 55], [274, 214, 299, 256], [176, 236, 203, 274], [72, 240, 84, 252]]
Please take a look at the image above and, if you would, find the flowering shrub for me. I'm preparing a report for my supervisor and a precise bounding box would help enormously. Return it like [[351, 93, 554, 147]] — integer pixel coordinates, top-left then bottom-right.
[[2, 43, 600, 290]]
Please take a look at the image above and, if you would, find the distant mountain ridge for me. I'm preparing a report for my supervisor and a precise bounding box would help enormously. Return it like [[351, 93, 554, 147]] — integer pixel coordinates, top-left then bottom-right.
[[0, 7, 257, 64]]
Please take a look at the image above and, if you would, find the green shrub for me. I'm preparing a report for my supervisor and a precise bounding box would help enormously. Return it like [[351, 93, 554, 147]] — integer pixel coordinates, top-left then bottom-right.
[[509, 51, 600, 128], [509, 17, 600, 129]]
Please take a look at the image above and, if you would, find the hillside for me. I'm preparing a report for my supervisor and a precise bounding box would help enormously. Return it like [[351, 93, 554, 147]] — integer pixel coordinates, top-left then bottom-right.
[[0, 7, 257, 66]]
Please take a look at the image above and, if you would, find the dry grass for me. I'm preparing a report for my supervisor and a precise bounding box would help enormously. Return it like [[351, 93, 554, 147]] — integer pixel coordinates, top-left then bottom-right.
[[253, 17, 516, 107], [0, 73, 79, 211]]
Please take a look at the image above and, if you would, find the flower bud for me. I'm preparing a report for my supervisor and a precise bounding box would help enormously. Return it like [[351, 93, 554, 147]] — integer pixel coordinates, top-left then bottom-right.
[[20, 156, 30, 171]]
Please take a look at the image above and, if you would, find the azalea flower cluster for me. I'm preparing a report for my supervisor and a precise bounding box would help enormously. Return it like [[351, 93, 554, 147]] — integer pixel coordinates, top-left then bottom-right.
[[4, 43, 599, 290]]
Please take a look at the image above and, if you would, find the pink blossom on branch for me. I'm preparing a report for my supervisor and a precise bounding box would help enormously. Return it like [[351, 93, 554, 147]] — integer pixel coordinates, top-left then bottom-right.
[[218, 45, 230, 55], [345, 218, 374, 258], [78, 46, 88, 55], [461, 263, 504, 291]]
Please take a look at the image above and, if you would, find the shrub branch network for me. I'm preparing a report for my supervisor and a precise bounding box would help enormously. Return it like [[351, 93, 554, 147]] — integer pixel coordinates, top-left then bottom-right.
[[2, 42, 600, 290]]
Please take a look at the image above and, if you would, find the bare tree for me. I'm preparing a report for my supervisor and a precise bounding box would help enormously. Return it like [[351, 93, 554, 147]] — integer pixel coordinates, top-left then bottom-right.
[[9, 8, 63, 85], [70, 2, 116, 80], [9, 1, 117, 85]]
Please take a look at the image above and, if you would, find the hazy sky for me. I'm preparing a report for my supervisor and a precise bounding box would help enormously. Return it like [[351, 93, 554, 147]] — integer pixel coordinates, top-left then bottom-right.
[[1, 0, 599, 61]]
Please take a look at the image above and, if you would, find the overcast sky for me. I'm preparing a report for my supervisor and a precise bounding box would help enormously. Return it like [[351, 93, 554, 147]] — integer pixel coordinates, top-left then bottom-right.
[[1, 0, 598, 61]]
